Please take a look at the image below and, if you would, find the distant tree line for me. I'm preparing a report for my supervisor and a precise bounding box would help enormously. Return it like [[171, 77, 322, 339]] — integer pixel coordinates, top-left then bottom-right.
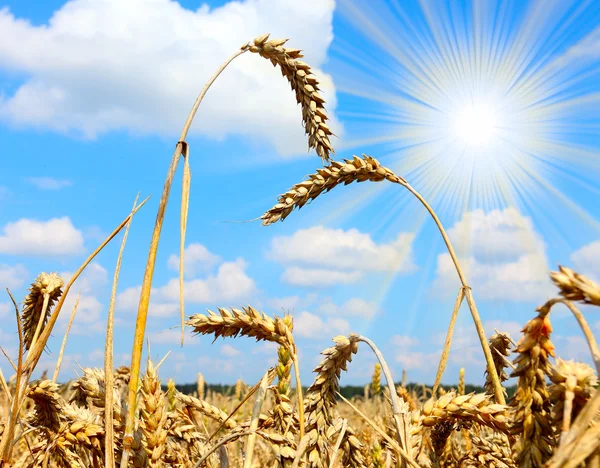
[[168, 381, 518, 400]]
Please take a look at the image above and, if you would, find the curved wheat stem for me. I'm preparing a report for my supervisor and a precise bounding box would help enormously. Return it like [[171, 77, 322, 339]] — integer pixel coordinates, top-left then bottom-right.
[[261, 153, 505, 404]]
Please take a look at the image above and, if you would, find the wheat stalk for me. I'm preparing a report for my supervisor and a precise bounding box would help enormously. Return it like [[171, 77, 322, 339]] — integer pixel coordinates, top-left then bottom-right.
[[261, 154, 505, 405]]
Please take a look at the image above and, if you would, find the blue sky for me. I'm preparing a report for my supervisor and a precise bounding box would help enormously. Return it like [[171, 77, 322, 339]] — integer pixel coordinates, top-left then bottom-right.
[[0, 0, 599, 387]]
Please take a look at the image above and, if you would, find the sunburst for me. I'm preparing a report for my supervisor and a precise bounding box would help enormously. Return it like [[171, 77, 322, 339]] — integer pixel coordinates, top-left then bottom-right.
[[329, 0, 600, 234]]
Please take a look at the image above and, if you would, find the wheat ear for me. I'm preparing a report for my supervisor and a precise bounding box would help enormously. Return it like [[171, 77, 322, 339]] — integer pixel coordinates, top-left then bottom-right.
[[303, 334, 359, 468], [510, 307, 555, 467], [550, 265, 600, 306]]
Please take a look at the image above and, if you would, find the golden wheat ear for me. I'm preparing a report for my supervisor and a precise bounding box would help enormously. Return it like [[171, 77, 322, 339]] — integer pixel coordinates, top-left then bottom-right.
[[247, 34, 335, 161]]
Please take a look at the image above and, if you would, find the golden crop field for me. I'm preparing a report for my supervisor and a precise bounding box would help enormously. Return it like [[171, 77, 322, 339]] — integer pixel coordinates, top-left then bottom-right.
[[1, 34, 599, 468]]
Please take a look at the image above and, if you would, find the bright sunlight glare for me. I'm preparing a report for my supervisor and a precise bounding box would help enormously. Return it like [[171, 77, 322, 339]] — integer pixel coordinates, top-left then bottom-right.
[[454, 103, 499, 146]]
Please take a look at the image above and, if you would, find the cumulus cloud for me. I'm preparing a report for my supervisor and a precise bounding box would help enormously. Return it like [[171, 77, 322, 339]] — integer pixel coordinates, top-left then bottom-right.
[[319, 297, 379, 319], [59, 262, 108, 334], [118, 258, 256, 317], [26, 177, 72, 190], [168, 243, 220, 276], [281, 267, 362, 287], [433, 208, 552, 301], [390, 334, 438, 370], [267, 295, 302, 312], [220, 344, 241, 357], [0, 0, 339, 156], [270, 226, 415, 286], [0, 263, 28, 289], [570, 240, 600, 282], [0, 217, 84, 255], [390, 335, 420, 348], [293, 311, 350, 339]]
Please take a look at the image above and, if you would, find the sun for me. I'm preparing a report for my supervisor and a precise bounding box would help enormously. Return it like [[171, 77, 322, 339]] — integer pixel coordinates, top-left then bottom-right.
[[453, 102, 499, 147]]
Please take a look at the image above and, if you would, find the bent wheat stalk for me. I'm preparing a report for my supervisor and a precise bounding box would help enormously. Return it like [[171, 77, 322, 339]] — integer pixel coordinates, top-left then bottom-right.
[[262, 154, 505, 404], [122, 34, 333, 465]]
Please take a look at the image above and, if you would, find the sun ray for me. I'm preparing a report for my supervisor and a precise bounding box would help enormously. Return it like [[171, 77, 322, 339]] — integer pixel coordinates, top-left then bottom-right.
[[329, 0, 599, 247]]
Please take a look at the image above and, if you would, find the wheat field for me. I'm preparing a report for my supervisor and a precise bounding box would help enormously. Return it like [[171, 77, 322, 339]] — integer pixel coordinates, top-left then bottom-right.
[[1, 34, 600, 468]]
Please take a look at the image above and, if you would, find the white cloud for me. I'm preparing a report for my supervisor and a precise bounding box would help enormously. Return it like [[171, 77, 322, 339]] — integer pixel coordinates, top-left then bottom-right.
[[0, 0, 339, 157], [220, 344, 241, 357], [433, 208, 552, 301], [0, 263, 28, 289], [267, 295, 302, 312], [293, 311, 350, 339], [390, 335, 420, 348], [168, 243, 220, 277], [319, 298, 379, 319], [570, 240, 600, 282], [396, 350, 441, 370], [271, 226, 415, 286], [26, 177, 72, 190], [0, 217, 84, 255], [554, 335, 595, 365], [57, 262, 108, 334], [281, 267, 362, 287], [447, 208, 543, 262], [118, 258, 256, 317], [484, 320, 522, 341]]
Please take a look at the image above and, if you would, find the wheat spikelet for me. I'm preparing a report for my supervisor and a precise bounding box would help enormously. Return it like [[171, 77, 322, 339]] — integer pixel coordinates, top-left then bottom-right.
[[261, 154, 406, 225], [188, 306, 295, 350], [21, 273, 63, 351], [59, 404, 104, 453], [27, 379, 64, 432], [176, 392, 237, 430], [459, 434, 516, 468], [245, 34, 334, 161], [234, 378, 245, 402], [371, 440, 385, 468], [485, 332, 513, 402], [416, 392, 510, 434], [397, 386, 417, 412], [371, 363, 382, 397], [549, 358, 597, 441], [304, 334, 360, 468], [196, 372, 205, 401], [457, 368, 465, 396], [550, 266, 600, 306], [163, 408, 206, 465], [338, 423, 366, 467], [510, 310, 556, 467], [139, 359, 167, 467], [166, 378, 176, 412], [273, 315, 295, 436]]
